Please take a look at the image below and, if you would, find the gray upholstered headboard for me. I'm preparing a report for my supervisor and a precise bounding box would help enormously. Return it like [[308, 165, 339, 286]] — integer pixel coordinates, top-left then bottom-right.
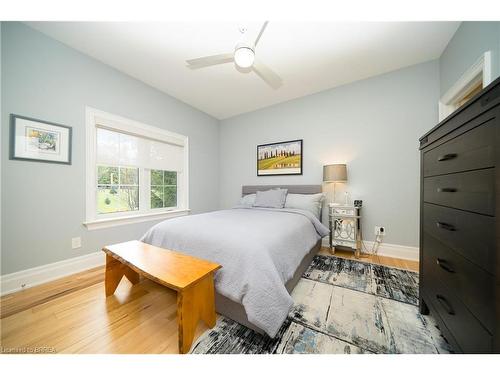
[[242, 185, 322, 196]]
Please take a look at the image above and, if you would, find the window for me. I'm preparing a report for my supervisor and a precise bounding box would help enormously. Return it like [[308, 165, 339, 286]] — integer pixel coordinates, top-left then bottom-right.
[[151, 170, 177, 209], [97, 166, 139, 214], [85, 108, 189, 230]]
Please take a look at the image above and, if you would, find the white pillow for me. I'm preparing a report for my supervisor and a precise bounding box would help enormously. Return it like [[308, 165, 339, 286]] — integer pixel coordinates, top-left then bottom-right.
[[285, 193, 325, 219], [239, 193, 256, 206]]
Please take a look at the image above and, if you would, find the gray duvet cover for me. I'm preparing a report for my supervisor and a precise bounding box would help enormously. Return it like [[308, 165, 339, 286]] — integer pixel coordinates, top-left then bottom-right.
[[141, 207, 329, 337]]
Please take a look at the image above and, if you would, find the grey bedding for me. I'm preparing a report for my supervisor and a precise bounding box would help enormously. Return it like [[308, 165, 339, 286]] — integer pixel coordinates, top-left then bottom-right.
[[141, 207, 329, 338]]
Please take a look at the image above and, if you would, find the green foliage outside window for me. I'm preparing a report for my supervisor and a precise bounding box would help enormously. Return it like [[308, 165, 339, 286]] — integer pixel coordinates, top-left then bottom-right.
[[97, 166, 139, 214], [151, 170, 177, 209]]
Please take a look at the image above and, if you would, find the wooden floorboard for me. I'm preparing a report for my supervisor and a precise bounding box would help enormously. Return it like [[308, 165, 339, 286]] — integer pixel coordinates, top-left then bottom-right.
[[318, 247, 419, 272], [1, 277, 209, 354], [0, 247, 418, 353], [0, 266, 105, 319]]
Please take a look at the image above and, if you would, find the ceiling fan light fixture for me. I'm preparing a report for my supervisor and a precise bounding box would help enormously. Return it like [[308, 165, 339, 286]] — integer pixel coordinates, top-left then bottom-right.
[[234, 46, 255, 68], [186, 22, 282, 89]]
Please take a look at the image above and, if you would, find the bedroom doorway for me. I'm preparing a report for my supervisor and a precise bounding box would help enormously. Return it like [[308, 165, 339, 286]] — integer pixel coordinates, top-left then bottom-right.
[[438, 50, 493, 121]]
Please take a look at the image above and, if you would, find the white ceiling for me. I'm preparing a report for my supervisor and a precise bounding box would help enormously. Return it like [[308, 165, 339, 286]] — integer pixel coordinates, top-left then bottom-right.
[[26, 21, 459, 119]]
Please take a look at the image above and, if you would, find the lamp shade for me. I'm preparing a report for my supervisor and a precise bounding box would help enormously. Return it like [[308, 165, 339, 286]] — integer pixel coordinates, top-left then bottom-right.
[[323, 164, 347, 182]]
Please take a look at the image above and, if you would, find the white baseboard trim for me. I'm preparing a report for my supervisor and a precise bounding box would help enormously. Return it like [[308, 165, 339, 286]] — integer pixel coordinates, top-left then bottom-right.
[[1, 239, 418, 297], [321, 238, 419, 262], [1, 251, 105, 297]]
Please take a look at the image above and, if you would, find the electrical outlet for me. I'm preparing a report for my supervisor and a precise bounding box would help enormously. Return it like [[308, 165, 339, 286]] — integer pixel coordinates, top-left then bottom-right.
[[71, 237, 82, 249], [374, 226, 386, 236]]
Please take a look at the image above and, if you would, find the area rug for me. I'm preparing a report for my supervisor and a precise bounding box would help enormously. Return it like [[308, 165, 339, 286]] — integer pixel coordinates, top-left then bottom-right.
[[190, 255, 451, 354], [303, 255, 419, 305]]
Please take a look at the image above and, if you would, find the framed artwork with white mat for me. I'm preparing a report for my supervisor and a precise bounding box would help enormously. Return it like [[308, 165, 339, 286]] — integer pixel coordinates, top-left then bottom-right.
[[10, 114, 72, 165]]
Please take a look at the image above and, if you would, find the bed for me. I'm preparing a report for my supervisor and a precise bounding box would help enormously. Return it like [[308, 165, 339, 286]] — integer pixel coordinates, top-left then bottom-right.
[[141, 185, 328, 337]]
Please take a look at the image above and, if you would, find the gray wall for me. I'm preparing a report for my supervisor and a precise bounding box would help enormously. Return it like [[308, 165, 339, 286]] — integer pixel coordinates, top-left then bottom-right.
[[0, 23, 2, 272], [219, 60, 440, 247], [440, 22, 500, 96], [1, 22, 220, 274], [4, 21, 498, 274]]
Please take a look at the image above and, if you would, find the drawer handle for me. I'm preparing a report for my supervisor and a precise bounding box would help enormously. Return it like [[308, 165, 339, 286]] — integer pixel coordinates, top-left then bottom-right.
[[436, 222, 456, 231], [437, 153, 457, 162], [437, 187, 457, 193], [436, 294, 455, 315], [436, 258, 456, 273]]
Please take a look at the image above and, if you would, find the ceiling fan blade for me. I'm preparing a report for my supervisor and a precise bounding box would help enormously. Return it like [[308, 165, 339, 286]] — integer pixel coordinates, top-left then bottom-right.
[[186, 53, 233, 69], [252, 60, 282, 89], [254, 21, 269, 47]]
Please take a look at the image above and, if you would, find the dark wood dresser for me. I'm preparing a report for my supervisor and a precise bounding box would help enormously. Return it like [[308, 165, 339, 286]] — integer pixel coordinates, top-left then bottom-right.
[[419, 76, 500, 353]]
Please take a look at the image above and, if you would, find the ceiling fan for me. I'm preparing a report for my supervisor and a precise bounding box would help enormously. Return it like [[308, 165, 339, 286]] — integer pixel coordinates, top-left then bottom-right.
[[186, 21, 283, 89]]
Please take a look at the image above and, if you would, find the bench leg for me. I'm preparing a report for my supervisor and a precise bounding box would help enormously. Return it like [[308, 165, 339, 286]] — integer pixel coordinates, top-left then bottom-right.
[[105, 254, 140, 297], [176, 273, 216, 354]]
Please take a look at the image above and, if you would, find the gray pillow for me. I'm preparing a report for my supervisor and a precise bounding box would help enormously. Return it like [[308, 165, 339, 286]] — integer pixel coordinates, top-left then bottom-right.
[[253, 188, 288, 208], [239, 193, 256, 206], [285, 193, 325, 219]]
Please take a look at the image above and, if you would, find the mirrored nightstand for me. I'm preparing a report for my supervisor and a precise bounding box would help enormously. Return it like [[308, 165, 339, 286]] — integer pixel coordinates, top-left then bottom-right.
[[328, 202, 362, 258]]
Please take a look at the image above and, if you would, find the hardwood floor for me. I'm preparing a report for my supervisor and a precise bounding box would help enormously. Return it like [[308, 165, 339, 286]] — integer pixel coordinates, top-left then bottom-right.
[[1, 276, 208, 353], [318, 247, 419, 272], [1, 266, 104, 319], [0, 247, 418, 354]]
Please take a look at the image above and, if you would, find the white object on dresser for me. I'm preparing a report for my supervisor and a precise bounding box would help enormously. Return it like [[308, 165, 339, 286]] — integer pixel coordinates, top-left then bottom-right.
[[328, 203, 362, 258]]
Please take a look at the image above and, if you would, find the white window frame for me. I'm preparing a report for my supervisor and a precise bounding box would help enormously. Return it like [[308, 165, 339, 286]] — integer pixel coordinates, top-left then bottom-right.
[[84, 107, 190, 230], [439, 51, 493, 122]]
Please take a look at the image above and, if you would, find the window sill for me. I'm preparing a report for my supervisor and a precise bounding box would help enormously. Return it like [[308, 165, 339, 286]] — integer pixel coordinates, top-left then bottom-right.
[[83, 208, 190, 230]]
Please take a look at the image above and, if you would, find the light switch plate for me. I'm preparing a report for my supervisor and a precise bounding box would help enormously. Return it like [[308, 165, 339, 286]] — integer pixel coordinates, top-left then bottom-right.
[[72, 237, 82, 249]]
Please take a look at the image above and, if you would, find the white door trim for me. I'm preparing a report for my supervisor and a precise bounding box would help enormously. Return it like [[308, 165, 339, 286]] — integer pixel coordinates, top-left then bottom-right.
[[439, 50, 492, 122]]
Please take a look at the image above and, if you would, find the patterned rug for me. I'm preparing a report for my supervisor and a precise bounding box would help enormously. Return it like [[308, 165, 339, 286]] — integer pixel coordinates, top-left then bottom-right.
[[303, 255, 419, 305], [190, 255, 452, 354]]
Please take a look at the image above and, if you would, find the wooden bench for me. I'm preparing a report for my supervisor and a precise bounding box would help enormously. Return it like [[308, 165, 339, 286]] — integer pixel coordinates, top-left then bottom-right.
[[102, 240, 221, 354]]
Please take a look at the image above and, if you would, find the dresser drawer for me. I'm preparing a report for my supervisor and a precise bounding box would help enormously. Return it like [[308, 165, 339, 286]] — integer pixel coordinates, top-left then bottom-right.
[[423, 232, 494, 331], [423, 120, 495, 177], [423, 169, 495, 215], [422, 270, 492, 353], [422, 203, 495, 273]]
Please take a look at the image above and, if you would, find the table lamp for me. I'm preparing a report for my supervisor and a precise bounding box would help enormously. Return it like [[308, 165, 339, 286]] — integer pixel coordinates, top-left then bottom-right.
[[323, 164, 347, 205]]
